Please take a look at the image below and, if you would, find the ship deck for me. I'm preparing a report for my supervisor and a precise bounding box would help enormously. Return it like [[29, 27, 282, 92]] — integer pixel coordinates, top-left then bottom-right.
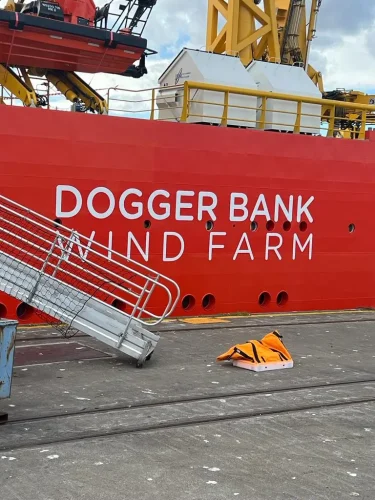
[[1, 310, 375, 499]]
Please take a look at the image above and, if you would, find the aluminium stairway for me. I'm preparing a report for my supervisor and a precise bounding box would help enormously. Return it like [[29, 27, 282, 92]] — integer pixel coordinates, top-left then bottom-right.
[[0, 196, 180, 367]]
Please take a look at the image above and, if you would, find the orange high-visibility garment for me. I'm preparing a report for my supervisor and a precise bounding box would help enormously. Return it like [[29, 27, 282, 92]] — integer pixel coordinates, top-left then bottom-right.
[[217, 331, 292, 364]]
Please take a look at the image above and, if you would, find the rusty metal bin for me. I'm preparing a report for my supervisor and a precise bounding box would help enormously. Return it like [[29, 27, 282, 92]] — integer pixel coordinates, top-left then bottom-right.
[[0, 319, 18, 423]]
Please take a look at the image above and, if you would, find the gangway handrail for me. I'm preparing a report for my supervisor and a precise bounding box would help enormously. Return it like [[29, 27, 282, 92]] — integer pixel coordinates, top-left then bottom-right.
[[0, 202, 169, 305], [0, 195, 180, 325], [0, 227, 166, 320]]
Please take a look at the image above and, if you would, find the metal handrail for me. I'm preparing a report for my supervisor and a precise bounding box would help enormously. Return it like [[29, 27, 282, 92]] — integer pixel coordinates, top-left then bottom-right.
[[182, 80, 375, 112], [180, 80, 375, 139], [0, 196, 180, 325], [106, 84, 183, 120], [4, 77, 375, 137]]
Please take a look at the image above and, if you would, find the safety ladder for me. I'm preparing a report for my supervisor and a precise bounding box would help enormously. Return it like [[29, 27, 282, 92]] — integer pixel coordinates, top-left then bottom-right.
[[0, 196, 180, 367]]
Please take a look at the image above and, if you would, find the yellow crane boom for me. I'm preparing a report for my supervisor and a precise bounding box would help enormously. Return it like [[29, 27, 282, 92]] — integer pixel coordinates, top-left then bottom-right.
[[0, 64, 38, 107], [0, 65, 108, 113]]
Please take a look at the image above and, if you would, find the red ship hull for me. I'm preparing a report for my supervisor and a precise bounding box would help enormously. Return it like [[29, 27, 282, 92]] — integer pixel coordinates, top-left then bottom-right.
[[1, 105, 375, 323]]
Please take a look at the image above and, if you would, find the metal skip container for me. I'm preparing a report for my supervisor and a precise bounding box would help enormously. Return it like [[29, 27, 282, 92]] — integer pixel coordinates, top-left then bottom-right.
[[0, 319, 18, 423]]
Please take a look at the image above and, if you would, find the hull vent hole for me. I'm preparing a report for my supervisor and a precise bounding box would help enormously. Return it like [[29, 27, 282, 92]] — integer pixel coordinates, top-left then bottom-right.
[[182, 295, 195, 310], [111, 299, 127, 312], [259, 292, 271, 307], [277, 291, 289, 306], [0, 303, 7, 317], [16, 302, 34, 320], [202, 294, 215, 310]]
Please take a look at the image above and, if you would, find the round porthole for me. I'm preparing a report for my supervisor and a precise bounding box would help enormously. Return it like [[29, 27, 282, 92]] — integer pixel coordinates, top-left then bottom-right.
[[0, 303, 7, 317], [53, 218, 62, 228], [111, 299, 127, 312], [182, 295, 195, 311], [258, 292, 271, 307], [277, 291, 288, 306], [16, 302, 34, 320], [202, 294, 215, 310]]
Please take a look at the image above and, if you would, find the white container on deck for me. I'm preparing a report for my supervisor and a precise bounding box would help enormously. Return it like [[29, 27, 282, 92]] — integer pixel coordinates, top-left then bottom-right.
[[157, 48, 258, 128], [247, 61, 322, 133]]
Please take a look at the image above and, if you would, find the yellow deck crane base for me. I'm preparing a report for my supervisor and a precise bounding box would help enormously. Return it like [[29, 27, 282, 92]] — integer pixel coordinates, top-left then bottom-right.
[[0, 64, 38, 107], [45, 71, 108, 115], [0, 65, 108, 114]]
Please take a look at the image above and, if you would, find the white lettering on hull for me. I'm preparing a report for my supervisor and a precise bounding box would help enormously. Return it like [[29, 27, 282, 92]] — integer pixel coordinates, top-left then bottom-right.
[[56, 186, 314, 223], [55, 231, 313, 264], [265, 233, 283, 261], [55, 186, 316, 262], [293, 234, 313, 260], [233, 233, 254, 261]]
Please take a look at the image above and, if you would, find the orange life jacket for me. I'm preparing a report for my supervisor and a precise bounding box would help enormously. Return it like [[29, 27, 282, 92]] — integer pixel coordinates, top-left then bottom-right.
[[217, 330, 292, 364]]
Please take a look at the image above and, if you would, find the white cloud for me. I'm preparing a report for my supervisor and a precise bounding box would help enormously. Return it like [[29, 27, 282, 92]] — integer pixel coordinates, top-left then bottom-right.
[[310, 30, 375, 91], [102, 0, 375, 98]]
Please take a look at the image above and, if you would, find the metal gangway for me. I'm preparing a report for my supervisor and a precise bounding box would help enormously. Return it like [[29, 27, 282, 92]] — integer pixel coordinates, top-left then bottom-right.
[[0, 196, 180, 368]]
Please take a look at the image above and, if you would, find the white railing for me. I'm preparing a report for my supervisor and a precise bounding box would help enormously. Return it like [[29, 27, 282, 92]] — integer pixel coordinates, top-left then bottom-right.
[[0, 195, 180, 326]]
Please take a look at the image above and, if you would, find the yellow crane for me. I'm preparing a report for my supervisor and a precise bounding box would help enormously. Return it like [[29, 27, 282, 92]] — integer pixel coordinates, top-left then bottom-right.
[[206, 0, 375, 133], [0, 65, 108, 113], [206, 0, 321, 72], [206, 0, 281, 67], [278, 0, 323, 92]]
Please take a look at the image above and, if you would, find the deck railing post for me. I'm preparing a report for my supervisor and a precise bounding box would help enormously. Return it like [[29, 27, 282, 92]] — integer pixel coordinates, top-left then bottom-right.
[[359, 110, 366, 140], [294, 101, 302, 134], [180, 81, 189, 122], [150, 88, 156, 120], [106, 88, 111, 113], [221, 91, 229, 126], [259, 96, 267, 130], [327, 105, 335, 137]]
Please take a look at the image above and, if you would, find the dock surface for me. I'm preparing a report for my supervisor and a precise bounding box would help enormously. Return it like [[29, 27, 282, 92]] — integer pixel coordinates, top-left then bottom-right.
[[1, 311, 375, 499]]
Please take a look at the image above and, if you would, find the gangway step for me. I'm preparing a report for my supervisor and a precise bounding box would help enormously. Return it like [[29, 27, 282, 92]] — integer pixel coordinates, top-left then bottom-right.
[[0, 196, 180, 367], [0, 253, 158, 363]]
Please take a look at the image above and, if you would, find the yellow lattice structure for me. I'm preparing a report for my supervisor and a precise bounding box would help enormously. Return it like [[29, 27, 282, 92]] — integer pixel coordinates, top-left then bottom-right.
[[206, 0, 324, 93], [206, 0, 281, 66]]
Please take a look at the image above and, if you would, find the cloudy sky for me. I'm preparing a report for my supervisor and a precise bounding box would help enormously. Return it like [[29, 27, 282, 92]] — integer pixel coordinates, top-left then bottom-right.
[[97, 0, 375, 89], [1, 0, 374, 110], [90, 0, 375, 113]]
